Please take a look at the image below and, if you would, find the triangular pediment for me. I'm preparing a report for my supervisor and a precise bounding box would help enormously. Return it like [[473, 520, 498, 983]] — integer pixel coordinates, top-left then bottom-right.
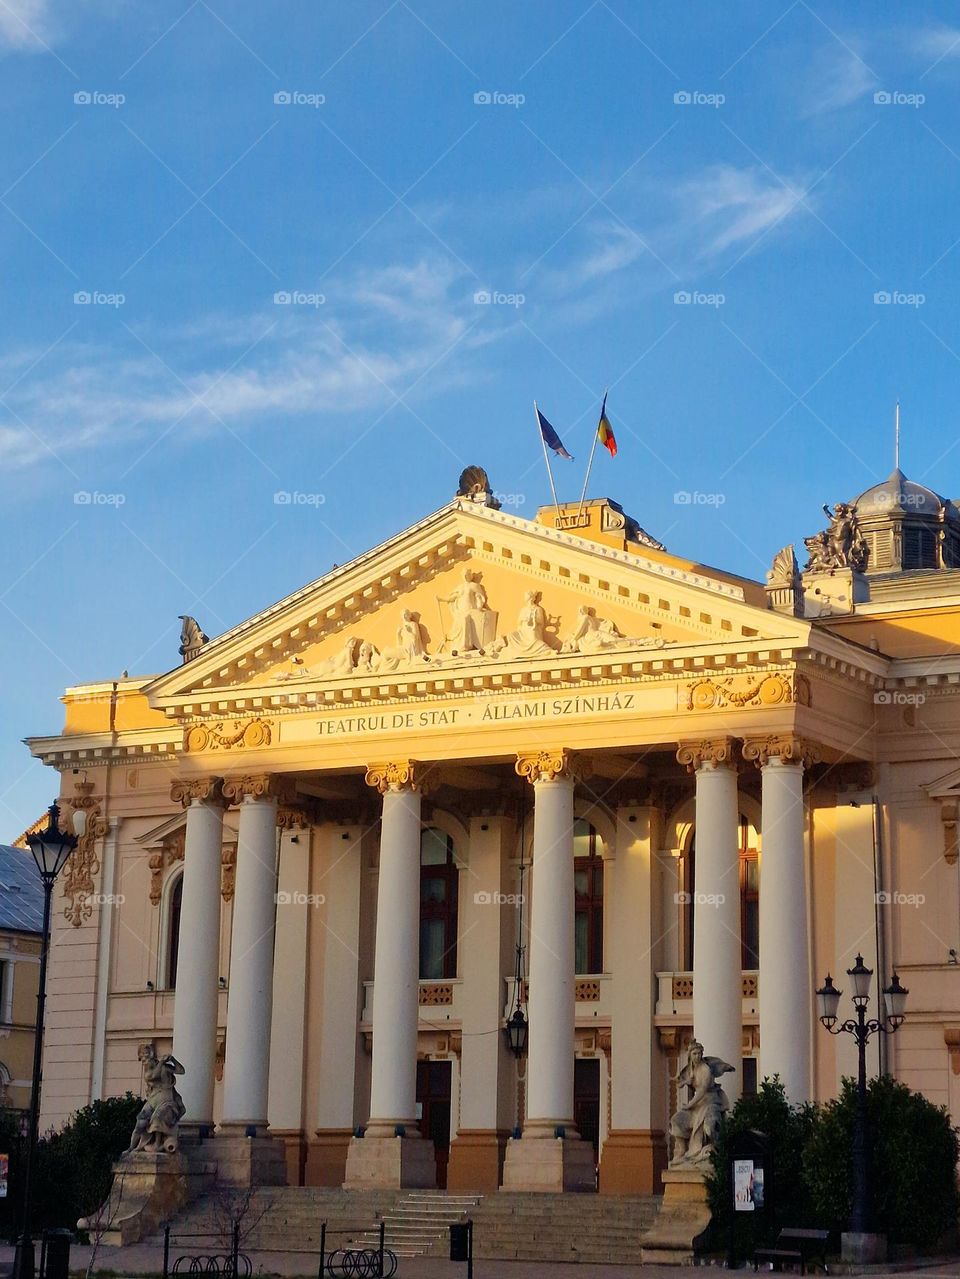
[[145, 500, 815, 717], [925, 765, 960, 798]]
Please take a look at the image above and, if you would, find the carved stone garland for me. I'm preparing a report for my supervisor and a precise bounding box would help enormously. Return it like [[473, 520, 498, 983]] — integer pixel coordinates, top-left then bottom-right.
[[62, 781, 109, 928]]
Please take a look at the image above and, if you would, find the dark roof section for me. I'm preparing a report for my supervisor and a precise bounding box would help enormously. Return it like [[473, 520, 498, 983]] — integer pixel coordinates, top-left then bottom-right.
[[0, 846, 46, 934]]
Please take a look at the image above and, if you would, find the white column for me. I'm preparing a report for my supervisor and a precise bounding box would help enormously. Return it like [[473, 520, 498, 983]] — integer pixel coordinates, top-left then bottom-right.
[[752, 745, 812, 1101], [221, 783, 279, 1130], [679, 741, 742, 1103], [171, 778, 226, 1126], [366, 769, 422, 1136], [519, 752, 577, 1132]]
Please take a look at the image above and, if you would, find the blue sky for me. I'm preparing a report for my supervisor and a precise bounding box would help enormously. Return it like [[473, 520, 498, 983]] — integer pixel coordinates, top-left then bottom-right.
[[4, 0, 960, 834]]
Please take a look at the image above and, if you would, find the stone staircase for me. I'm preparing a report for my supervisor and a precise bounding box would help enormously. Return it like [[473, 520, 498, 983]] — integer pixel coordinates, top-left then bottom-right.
[[151, 1186, 660, 1264]]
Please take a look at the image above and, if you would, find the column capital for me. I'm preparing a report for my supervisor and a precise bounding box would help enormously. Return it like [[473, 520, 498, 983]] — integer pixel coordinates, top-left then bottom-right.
[[741, 734, 821, 769], [364, 759, 432, 794], [675, 738, 737, 773], [221, 773, 281, 804], [170, 776, 225, 808], [515, 748, 582, 785]]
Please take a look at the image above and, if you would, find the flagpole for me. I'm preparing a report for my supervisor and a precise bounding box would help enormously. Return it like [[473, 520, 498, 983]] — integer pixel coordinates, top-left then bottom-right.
[[577, 389, 606, 516], [534, 400, 560, 508]]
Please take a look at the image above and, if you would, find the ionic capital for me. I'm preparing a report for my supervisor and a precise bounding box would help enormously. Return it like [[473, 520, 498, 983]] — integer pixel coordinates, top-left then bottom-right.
[[675, 738, 737, 773], [741, 735, 821, 769], [221, 774, 280, 804], [515, 749, 582, 785], [364, 760, 432, 795], [170, 776, 226, 808]]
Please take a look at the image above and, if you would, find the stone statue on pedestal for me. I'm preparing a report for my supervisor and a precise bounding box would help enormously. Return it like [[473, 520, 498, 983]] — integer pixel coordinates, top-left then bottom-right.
[[123, 1045, 186, 1156], [668, 1040, 734, 1167]]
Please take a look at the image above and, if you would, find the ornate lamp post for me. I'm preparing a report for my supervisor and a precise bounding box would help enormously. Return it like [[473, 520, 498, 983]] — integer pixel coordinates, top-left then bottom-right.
[[13, 802, 78, 1279], [816, 955, 908, 1253]]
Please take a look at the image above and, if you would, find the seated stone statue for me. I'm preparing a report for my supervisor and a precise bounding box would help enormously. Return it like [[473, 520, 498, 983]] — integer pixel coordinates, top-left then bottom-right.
[[124, 1045, 186, 1156], [668, 1040, 734, 1166]]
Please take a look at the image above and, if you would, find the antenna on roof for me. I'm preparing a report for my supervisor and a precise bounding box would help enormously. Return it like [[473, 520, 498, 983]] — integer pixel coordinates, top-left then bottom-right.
[[895, 400, 901, 471]]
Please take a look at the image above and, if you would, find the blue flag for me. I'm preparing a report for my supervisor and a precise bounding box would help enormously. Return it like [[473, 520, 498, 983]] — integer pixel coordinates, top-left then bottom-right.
[[536, 405, 573, 460]]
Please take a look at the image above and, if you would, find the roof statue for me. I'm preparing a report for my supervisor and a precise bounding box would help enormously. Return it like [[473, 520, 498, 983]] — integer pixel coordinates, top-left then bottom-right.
[[456, 465, 501, 509], [804, 502, 868, 573], [178, 615, 209, 663]]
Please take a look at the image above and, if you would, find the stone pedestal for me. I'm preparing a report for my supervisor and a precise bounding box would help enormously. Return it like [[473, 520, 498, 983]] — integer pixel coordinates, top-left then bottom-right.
[[640, 1167, 711, 1264], [598, 1129, 667, 1195], [305, 1128, 354, 1187], [81, 1152, 213, 1246], [500, 1133, 596, 1193], [208, 1131, 287, 1187], [802, 567, 868, 617], [342, 1133, 436, 1189], [841, 1231, 888, 1264], [446, 1129, 510, 1193]]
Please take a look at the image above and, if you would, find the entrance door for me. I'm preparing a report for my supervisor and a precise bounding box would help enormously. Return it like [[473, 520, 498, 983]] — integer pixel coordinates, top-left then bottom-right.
[[574, 1058, 601, 1165], [416, 1060, 452, 1188]]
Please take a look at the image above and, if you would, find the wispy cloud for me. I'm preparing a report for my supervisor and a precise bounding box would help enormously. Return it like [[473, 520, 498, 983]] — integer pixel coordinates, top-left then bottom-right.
[[0, 257, 490, 469], [801, 44, 877, 116], [0, 0, 54, 50], [912, 25, 960, 64], [677, 165, 806, 256]]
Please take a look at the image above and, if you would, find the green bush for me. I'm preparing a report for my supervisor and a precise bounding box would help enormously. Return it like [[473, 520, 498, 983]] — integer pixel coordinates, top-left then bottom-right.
[[705, 1077, 818, 1258], [803, 1075, 960, 1248], [0, 1095, 141, 1238]]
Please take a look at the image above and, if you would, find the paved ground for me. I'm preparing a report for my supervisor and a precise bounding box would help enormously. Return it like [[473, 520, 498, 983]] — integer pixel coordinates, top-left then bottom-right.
[[0, 1243, 956, 1278]]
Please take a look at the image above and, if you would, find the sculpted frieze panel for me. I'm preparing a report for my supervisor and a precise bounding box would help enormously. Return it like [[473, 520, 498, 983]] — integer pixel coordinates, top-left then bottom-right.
[[686, 672, 811, 712]]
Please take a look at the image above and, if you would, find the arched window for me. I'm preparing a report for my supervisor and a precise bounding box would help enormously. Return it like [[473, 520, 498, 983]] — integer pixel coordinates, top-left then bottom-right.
[[420, 828, 458, 980], [167, 874, 184, 990], [682, 816, 760, 970], [573, 818, 604, 974]]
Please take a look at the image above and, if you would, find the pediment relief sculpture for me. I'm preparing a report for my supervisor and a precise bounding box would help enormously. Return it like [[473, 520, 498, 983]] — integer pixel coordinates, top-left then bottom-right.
[[274, 581, 679, 684]]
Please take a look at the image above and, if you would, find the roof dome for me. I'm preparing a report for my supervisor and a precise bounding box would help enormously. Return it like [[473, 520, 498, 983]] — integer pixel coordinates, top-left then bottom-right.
[[853, 468, 946, 518]]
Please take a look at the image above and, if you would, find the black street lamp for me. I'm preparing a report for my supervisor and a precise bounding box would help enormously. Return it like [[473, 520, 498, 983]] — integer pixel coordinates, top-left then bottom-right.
[[12, 802, 78, 1279], [815, 955, 908, 1242]]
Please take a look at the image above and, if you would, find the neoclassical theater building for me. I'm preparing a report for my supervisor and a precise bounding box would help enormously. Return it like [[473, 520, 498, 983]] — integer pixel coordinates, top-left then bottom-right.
[[26, 465, 960, 1195]]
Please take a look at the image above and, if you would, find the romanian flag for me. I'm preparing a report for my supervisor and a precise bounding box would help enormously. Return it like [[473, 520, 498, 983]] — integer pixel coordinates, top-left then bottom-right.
[[536, 404, 573, 460], [597, 393, 617, 457]]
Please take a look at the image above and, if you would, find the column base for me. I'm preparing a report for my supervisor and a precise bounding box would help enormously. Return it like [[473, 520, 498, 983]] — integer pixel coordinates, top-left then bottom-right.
[[305, 1129, 355, 1187], [501, 1130, 596, 1192], [270, 1128, 308, 1187], [640, 1167, 710, 1264], [343, 1133, 437, 1189], [207, 1130, 288, 1187], [841, 1232, 888, 1264], [446, 1129, 510, 1192], [598, 1129, 668, 1195]]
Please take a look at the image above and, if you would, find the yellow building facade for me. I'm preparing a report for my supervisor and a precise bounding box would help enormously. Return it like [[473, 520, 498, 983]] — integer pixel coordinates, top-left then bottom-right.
[[25, 468, 960, 1195]]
